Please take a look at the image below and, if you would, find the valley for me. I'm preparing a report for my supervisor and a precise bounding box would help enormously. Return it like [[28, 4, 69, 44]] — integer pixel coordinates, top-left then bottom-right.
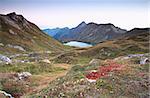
[[0, 12, 149, 98]]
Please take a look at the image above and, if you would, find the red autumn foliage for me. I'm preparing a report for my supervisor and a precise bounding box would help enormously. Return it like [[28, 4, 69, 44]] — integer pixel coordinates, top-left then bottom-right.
[[86, 62, 124, 80], [86, 72, 99, 80]]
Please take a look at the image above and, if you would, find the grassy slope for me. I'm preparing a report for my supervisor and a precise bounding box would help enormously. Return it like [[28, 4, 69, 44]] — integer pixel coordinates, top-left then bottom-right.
[[79, 30, 149, 59], [0, 14, 65, 54]]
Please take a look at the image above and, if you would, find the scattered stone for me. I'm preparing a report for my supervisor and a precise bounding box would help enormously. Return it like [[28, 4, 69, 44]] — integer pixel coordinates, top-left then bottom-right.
[[9, 29, 17, 35], [89, 59, 100, 66], [110, 91, 114, 94], [14, 60, 30, 63], [7, 44, 26, 52], [0, 91, 14, 98], [0, 54, 12, 64], [41, 59, 51, 64], [86, 78, 97, 83], [0, 43, 4, 47], [10, 53, 29, 58], [114, 53, 149, 61], [140, 57, 149, 65], [128, 54, 144, 58], [17, 72, 32, 80], [45, 51, 51, 54], [28, 53, 39, 57]]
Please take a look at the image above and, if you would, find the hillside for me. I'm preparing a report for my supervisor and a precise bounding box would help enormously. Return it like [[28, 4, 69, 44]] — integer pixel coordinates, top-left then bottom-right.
[[0, 12, 64, 53], [79, 28, 150, 59], [0, 24, 149, 97], [31, 28, 149, 98]]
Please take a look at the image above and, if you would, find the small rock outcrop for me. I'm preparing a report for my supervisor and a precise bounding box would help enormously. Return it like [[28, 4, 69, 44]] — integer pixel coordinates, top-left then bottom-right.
[[17, 72, 32, 80]]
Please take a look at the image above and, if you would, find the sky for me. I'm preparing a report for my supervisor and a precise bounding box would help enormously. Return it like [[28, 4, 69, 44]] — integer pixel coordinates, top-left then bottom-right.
[[0, 0, 149, 30]]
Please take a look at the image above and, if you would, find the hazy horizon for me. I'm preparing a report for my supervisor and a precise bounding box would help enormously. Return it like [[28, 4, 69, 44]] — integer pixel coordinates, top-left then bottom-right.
[[0, 0, 149, 30]]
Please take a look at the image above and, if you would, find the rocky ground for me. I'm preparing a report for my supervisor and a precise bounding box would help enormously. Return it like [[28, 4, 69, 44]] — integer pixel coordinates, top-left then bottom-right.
[[0, 51, 74, 98], [0, 50, 149, 98], [31, 53, 149, 98]]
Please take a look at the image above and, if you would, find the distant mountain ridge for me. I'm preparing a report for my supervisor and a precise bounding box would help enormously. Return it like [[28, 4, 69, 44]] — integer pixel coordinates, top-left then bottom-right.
[[0, 12, 64, 53], [43, 27, 69, 37], [43, 22, 127, 44]]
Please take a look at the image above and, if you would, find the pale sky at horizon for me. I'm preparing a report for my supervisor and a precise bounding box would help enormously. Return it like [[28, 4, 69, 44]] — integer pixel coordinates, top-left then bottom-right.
[[0, 0, 149, 30]]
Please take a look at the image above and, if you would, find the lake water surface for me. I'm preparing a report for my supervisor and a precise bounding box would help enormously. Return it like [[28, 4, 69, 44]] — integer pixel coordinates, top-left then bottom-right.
[[64, 41, 92, 48]]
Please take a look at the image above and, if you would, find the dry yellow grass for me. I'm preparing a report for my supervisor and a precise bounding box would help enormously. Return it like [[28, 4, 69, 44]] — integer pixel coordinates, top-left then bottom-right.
[[24, 63, 71, 96]]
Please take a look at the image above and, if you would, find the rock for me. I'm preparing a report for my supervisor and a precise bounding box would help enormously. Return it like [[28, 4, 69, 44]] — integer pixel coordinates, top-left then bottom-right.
[[140, 57, 149, 65], [86, 78, 97, 83], [0, 54, 12, 64], [128, 54, 144, 58], [28, 53, 39, 57], [45, 51, 51, 54], [17, 72, 32, 80], [41, 59, 51, 64], [0, 91, 13, 98], [9, 29, 17, 35], [114, 53, 149, 61], [0, 43, 4, 46], [14, 60, 30, 63], [7, 44, 26, 52], [10, 53, 29, 58], [89, 59, 100, 66]]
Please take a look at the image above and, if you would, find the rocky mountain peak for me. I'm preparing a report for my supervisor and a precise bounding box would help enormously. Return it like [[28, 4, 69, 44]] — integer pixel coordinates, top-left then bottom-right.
[[7, 12, 17, 16], [6, 12, 25, 22], [77, 21, 87, 28]]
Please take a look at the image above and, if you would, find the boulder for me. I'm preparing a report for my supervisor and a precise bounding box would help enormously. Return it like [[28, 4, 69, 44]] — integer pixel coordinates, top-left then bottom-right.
[[17, 72, 32, 80], [0, 54, 12, 64], [0, 43, 4, 46], [0, 91, 13, 98], [140, 57, 149, 65]]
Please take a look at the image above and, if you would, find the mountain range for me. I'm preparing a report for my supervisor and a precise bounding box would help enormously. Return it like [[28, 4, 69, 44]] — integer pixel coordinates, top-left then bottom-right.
[[43, 27, 70, 37], [44, 21, 129, 44], [0, 12, 149, 54]]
